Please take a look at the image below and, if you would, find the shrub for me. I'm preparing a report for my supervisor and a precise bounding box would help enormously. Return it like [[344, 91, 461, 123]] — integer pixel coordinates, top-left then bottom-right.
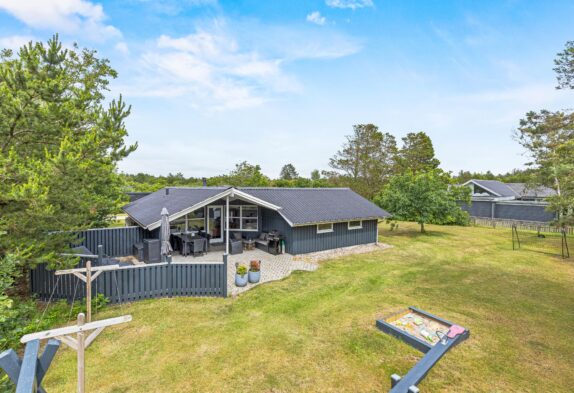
[[236, 264, 247, 275], [249, 260, 260, 272], [0, 293, 109, 353], [0, 292, 109, 390]]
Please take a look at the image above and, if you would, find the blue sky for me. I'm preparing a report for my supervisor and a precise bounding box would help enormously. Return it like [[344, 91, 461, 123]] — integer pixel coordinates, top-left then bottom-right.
[[1, 0, 573, 178]]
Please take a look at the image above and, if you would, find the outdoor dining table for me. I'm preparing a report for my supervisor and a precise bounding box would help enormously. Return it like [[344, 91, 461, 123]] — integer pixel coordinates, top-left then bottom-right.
[[172, 232, 207, 256]]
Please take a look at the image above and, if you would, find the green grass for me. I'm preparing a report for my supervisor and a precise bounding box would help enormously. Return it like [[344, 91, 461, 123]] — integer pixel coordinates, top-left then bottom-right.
[[43, 223, 574, 392]]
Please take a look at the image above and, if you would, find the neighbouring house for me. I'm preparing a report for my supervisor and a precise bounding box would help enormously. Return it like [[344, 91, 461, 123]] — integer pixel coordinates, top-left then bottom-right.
[[122, 187, 389, 255], [460, 179, 557, 222]]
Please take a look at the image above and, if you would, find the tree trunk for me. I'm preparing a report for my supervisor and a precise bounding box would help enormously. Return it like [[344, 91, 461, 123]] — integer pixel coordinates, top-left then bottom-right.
[[420, 221, 425, 233]]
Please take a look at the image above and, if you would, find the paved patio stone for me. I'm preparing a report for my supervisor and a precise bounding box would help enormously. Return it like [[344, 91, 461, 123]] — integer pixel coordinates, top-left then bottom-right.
[[173, 248, 317, 296], [171, 242, 390, 296]]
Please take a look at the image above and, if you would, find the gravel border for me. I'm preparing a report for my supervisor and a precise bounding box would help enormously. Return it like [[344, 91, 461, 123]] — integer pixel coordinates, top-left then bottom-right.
[[293, 242, 392, 263]]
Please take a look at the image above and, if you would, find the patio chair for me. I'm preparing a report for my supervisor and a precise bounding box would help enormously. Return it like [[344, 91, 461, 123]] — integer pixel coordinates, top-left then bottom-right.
[[181, 234, 193, 257], [190, 238, 206, 257], [198, 231, 211, 252], [229, 237, 243, 255]]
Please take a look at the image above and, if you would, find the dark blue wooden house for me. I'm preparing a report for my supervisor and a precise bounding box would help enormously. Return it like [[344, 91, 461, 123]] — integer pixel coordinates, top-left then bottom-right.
[[122, 187, 389, 255], [460, 179, 556, 222]]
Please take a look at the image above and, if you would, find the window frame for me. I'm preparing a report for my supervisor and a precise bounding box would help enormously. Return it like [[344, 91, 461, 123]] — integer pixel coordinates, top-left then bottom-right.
[[316, 222, 334, 234], [186, 208, 205, 232], [229, 205, 259, 232], [348, 220, 363, 230]]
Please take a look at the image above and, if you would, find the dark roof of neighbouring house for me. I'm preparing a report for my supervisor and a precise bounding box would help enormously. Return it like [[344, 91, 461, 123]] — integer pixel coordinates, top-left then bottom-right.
[[465, 179, 556, 199], [468, 179, 517, 197], [126, 192, 152, 203], [122, 187, 389, 229], [506, 183, 556, 198]]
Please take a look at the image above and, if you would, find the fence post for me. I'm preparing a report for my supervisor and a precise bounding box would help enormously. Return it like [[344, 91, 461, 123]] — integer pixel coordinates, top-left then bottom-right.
[[222, 254, 228, 298], [168, 258, 173, 298], [97, 245, 103, 265]]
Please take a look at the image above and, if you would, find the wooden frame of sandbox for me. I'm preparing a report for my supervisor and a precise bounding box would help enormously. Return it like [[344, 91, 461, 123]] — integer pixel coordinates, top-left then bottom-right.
[[376, 307, 470, 393]]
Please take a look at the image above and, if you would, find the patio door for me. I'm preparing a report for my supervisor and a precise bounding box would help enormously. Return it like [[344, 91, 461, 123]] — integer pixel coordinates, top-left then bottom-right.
[[207, 206, 224, 243]]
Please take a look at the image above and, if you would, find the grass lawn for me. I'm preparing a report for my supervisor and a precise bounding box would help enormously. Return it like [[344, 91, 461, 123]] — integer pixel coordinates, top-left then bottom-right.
[[43, 222, 574, 392]]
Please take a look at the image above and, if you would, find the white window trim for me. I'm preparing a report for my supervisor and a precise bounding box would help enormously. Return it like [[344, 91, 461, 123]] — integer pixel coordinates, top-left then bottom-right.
[[228, 205, 259, 232], [317, 223, 334, 234], [348, 220, 363, 230]]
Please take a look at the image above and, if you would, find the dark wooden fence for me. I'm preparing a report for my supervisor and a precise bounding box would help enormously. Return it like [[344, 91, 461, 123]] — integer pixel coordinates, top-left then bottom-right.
[[69, 226, 148, 257], [30, 259, 228, 303]]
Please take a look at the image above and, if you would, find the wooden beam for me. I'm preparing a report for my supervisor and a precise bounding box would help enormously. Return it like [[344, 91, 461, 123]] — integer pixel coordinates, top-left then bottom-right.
[[85, 327, 104, 348], [72, 272, 87, 283], [0, 349, 22, 386], [1, 340, 60, 393], [55, 264, 121, 276], [37, 339, 60, 386], [86, 261, 92, 322], [16, 339, 40, 393], [57, 336, 78, 351], [57, 260, 112, 322], [60, 253, 99, 259], [21, 315, 132, 343], [77, 314, 86, 393]]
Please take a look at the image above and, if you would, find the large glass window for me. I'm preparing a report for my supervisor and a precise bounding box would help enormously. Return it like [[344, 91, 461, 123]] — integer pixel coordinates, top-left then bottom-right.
[[187, 209, 205, 231], [228, 205, 259, 231], [170, 217, 186, 233], [229, 206, 241, 229], [170, 209, 205, 233]]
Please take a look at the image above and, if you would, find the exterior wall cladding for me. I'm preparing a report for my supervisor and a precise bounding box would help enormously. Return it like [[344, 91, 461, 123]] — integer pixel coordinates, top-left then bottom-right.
[[461, 201, 556, 222], [261, 209, 378, 255], [145, 206, 379, 255]]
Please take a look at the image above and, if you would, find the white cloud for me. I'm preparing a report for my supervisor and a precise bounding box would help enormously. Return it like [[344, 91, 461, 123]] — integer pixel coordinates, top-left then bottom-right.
[[0, 0, 121, 40], [0, 35, 34, 51], [240, 23, 362, 61], [157, 31, 237, 57], [120, 19, 360, 111], [114, 41, 129, 54], [306, 11, 326, 26], [133, 0, 217, 16], [123, 29, 286, 110], [326, 0, 373, 10]]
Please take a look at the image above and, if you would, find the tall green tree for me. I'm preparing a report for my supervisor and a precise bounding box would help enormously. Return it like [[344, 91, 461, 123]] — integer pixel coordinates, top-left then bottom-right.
[[375, 170, 470, 233], [0, 36, 136, 354], [279, 163, 299, 180], [452, 168, 535, 184], [328, 124, 397, 199], [395, 132, 440, 174], [516, 110, 574, 225], [554, 41, 574, 89], [310, 169, 321, 181], [0, 35, 136, 267], [227, 161, 270, 186]]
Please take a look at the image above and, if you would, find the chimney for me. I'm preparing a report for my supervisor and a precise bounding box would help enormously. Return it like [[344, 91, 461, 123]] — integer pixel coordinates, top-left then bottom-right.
[[202, 177, 207, 187], [165, 188, 170, 195]]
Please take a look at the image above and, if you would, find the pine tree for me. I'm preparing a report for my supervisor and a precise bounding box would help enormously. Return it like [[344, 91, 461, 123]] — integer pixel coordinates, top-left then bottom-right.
[[395, 132, 440, 174]]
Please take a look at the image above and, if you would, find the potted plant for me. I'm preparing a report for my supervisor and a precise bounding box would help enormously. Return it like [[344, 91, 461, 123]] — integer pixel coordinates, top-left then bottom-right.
[[235, 263, 248, 287], [248, 260, 261, 283]]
